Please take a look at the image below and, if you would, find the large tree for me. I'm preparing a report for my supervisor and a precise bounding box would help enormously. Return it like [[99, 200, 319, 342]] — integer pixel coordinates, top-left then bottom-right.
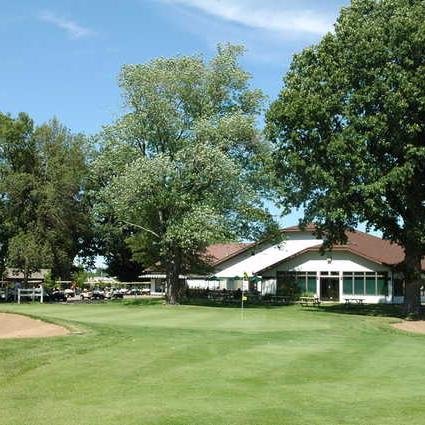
[[0, 113, 94, 279], [96, 44, 277, 303], [266, 0, 425, 314]]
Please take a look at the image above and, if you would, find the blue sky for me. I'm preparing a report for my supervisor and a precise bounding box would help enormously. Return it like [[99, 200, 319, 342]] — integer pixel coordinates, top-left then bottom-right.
[[1, 0, 350, 230]]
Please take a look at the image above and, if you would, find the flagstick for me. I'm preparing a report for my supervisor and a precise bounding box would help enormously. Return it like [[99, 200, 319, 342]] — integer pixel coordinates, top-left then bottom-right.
[[241, 286, 244, 320], [241, 274, 248, 321]]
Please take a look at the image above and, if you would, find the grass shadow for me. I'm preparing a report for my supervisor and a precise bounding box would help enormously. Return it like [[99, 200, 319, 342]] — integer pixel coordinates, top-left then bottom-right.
[[319, 303, 407, 319], [121, 298, 164, 307], [182, 298, 292, 309]]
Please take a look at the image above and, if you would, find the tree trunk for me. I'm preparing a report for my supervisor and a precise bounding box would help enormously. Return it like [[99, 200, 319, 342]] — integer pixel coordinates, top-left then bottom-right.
[[165, 252, 185, 304], [403, 247, 422, 317], [24, 257, 29, 287]]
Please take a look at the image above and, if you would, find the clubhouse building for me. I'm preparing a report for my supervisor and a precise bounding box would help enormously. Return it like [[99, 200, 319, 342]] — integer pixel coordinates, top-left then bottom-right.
[[180, 225, 425, 304]]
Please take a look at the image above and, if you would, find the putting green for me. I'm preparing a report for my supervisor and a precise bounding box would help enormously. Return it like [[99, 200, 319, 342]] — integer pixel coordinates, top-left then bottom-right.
[[0, 302, 423, 425]]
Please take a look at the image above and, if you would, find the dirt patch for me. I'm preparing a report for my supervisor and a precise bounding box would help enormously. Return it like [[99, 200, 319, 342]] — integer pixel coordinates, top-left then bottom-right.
[[0, 313, 69, 339], [392, 320, 425, 334]]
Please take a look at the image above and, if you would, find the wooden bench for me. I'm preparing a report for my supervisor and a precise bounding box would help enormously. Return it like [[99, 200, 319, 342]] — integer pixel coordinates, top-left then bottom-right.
[[344, 298, 365, 305], [299, 296, 321, 307]]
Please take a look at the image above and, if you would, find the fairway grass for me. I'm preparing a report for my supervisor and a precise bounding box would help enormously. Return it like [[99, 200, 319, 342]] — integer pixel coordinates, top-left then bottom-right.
[[0, 303, 424, 425]]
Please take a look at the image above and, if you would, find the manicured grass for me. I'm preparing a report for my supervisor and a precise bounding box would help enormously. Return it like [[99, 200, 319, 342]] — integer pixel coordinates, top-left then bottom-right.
[[0, 302, 424, 425]]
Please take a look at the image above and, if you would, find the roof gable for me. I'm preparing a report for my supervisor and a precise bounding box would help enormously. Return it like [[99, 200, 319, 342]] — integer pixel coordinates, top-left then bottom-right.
[[212, 226, 425, 273]]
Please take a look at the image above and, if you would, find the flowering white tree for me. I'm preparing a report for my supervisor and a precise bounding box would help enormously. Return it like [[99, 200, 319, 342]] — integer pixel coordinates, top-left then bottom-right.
[[95, 44, 277, 303]]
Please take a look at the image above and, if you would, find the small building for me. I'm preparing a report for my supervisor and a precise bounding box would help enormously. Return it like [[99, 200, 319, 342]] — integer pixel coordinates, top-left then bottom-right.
[[0, 268, 51, 302], [2, 268, 51, 286], [140, 226, 424, 303]]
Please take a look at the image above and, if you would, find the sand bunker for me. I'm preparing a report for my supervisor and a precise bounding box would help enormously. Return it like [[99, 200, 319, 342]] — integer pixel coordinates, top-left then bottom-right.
[[0, 313, 69, 339], [392, 321, 425, 334]]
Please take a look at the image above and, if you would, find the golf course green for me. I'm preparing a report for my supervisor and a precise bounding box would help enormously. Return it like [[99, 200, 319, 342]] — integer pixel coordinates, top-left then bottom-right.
[[0, 302, 424, 425]]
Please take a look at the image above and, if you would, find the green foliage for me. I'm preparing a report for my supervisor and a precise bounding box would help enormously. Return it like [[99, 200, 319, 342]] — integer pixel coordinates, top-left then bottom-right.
[[95, 44, 277, 302], [43, 271, 56, 290], [267, 0, 425, 311], [87, 138, 144, 281], [100, 233, 142, 281], [0, 113, 94, 279], [280, 279, 302, 300], [71, 269, 89, 288], [6, 231, 52, 282]]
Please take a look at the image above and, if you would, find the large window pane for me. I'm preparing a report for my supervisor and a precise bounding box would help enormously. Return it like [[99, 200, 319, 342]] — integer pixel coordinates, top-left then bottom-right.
[[354, 276, 364, 295], [296, 276, 306, 292], [233, 279, 242, 290], [377, 275, 388, 296], [343, 277, 353, 295], [365, 276, 376, 295], [307, 277, 316, 293]]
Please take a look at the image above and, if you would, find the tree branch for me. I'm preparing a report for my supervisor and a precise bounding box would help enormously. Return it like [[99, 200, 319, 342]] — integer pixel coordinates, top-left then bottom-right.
[[120, 220, 160, 239]]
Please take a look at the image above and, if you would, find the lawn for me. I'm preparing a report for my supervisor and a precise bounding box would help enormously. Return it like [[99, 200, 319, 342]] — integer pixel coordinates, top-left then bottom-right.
[[0, 302, 424, 425]]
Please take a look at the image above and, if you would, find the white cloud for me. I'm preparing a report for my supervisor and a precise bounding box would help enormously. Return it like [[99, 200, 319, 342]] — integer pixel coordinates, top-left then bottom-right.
[[39, 11, 96, 39], [163, 0, 334, 35]]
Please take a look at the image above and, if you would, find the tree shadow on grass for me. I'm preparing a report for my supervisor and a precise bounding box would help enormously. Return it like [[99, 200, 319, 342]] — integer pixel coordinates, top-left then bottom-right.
[[182, 298, 292, 309], [121, 298, 164, 307], [319, 303, 408, 319]]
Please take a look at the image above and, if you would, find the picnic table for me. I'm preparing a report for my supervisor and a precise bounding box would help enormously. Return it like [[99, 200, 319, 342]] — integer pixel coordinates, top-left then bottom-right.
[[344, 298, 365, 305], [299, 296, 321, 307]]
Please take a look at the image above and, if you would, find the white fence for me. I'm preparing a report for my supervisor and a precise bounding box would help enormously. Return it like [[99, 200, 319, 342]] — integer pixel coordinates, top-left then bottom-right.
[[17, 287, 44, 304]]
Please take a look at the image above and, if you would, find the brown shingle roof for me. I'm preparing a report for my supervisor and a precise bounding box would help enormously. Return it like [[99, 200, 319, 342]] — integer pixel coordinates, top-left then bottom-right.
[[282, 224, 318, 232], [212, 226, 425, 271], [205, 243, 252, 265], [142, 243, 250, 273], [344, 230, 404, 265]]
